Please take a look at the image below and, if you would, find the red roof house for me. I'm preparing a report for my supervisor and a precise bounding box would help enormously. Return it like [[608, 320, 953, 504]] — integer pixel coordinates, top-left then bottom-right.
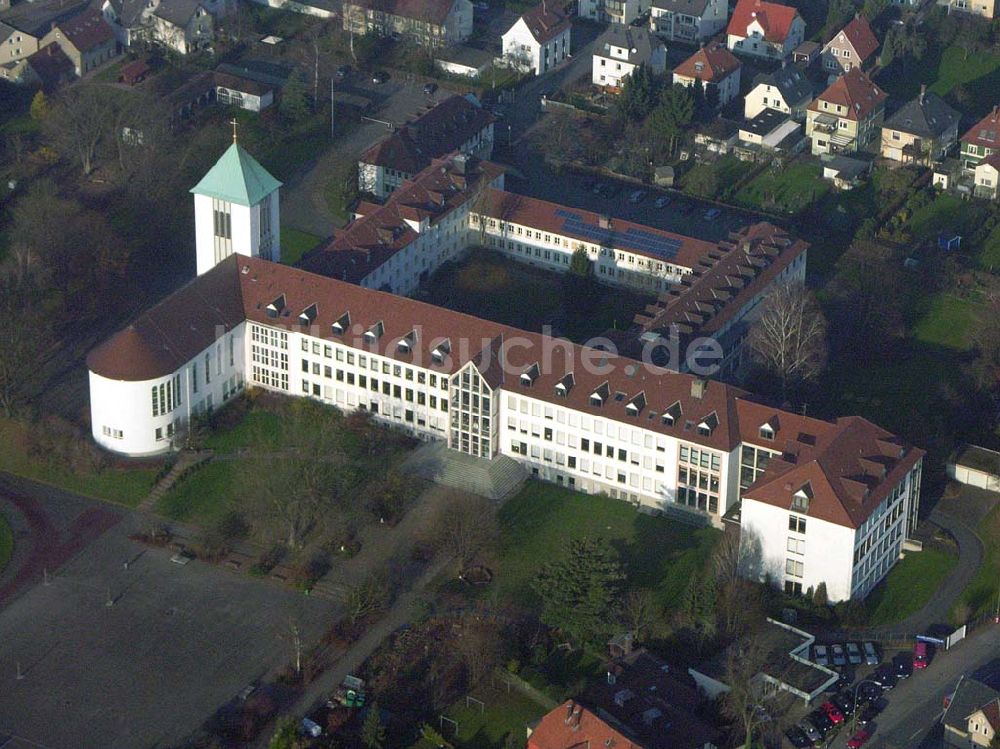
[[528, 701, 645, 749], [726, 0, 805, 59]]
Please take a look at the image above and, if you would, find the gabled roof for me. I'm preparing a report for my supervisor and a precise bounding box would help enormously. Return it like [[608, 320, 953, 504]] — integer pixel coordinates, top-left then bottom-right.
[[943, 677, 1000, 734], [727, 0, 801, 43], [594, 23, 664, 67], [0, 21, 22, 45], [152, 0, 208, 28], [884, 89, 960, 138], [51, 8, 115, 52], [25, 42, 74, 88], [513, 4, 570, 44], [825, 13, 879, 62], [673, 41, 740, 83], [105, 0, 148, 29], [528, 701, 644, 749], [650, 0, 711, 14], [189, 142, 282, 207], [751, 63, 813, 106], [808, 68, 886, 122], [962, 106, 1000, 150], [343, 0, 460, 26]]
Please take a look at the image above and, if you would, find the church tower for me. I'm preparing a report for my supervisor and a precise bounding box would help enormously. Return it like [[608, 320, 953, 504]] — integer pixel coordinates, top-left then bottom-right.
[[190, 134, 282, 275]]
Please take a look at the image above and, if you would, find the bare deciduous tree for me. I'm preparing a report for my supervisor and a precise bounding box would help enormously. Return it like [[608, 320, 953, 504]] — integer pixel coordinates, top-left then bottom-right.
[[0, 273, 51, 417], [434, 491, 499, 565], [748, 281, 828, 399], [721, 637, 775, 749], [620, 588, 658, 643], [44, 85, 114, 176], [345, 572, 392, 624]]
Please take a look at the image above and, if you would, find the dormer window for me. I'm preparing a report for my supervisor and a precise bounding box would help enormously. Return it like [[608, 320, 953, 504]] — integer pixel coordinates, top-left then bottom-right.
[[431, 338, 451, 364], [662, 401, 682, 426], [364, 321, 384, 343], [397, 329, 417, 353], [265, 294, 285, 318], [332, 311, 350, 336], [625, 392, 646, 416], [555, 372, 574, 397], [697, 411, 719, 437], [298, 303, 317, 327], [590, 381, 610, 407], [791, 483, 812, 512], [520, 363, 540, 387], [759, 422, 775, 441]]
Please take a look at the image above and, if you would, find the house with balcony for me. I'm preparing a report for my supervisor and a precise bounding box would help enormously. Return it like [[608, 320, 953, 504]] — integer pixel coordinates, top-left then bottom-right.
[[806, 68, 887, 156], [672, 41, 742, 108], [821, 13, 879, 77], [592, 24, 666, 90], [961, 106, 1000, 170], [649, 0, 728, 43], [880, 86, 960, 165], [726, 0, 805, 61], [579, 0, 649, 26], [342, 0, 472, 47], [502, 4, 570, 76]]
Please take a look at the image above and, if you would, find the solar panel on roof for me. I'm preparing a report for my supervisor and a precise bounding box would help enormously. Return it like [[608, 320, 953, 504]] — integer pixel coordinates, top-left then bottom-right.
[[554, 208, 681, 261]]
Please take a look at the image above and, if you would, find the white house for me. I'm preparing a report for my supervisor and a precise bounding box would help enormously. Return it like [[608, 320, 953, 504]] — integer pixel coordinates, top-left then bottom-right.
[[189, 140, 282, 276], [342, 0, 473, 47], [744, 64, 814, 121], [502, 4, 570, 76], [974, 154, 1000, 200], [579, 0, 649, 25], [726, 0, 805, 61], [649, 0, 728, 43], [672, 42, 742, 108], [591, 24, 666, 90], [102, 0, 228, 52]]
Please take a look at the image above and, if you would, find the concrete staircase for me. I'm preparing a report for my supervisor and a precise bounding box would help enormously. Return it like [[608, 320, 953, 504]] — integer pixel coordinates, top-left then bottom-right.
[[403, 442, 527, 501], [138, 449, 214, 512]]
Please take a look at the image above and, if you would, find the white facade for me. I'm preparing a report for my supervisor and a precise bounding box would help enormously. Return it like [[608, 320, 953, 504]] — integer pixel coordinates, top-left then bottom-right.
[[727, 15, 804, 60], [194, 192, 280, 275], [740, 459, 923, 602], [90, 326, 247, 456], [592, 39, 666, 89], [579, 0, 649, 25], [744, 81, 806, 120], [217, 85, 274, 112], [649, 0, 727, 42], [502, 18, 570, 76], [673, 65, 741, 107]]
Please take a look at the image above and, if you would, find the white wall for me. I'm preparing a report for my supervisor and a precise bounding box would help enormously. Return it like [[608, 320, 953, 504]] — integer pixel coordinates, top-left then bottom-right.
[[194, 189, 280, 275]]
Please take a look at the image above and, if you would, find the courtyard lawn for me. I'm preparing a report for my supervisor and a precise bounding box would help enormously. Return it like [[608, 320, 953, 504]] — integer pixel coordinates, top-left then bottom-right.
[[680, 157, 755, 201], [431, 686, 551, 749], [0, 512, 12, 575], [929, 46, 1000, 104], [864, 548, 958, 627], [878, 44, 1000, 113], [980, 225, 1000, 271], [495, 481, 721, 612], [956, 504, 1000, 620], [906, 192, 986, 240], [0, 419, 158, 507], [281, 228, 324, 265], [156, 460, 238, 526], [735, 161, 829, 215], [912, 294, 980, 351], [421, 248, 654, 343]]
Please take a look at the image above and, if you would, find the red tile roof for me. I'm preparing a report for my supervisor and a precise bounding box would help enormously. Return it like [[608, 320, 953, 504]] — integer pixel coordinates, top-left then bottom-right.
[[828, 14, 879, 62], [673, 41, 741, 83], [516, 4, 571, 44], [25, 43, 74, 89], [981, 153, 1000, 171], [360, 95, 495, 175], [345, 0, 459, 26], [473, 188, 718, 269], [52, 8, 114, 52], [962, 106, 1000, 150], [808, 68, 887, 122], [727, 0, 801, 43], [528, 701, 644, 749], [981, 699, 1000, 731]]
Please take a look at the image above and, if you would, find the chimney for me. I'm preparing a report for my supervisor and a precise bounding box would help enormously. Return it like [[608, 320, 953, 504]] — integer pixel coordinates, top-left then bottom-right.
[[919, 83, 926, 105], [565, 701, 575, 723], [598, 214, 612, 229], [690, 378, 706, 399]]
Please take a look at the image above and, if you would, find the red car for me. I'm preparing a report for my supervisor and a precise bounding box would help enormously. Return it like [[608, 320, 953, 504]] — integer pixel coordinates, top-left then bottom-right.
[[848, 730, 872, 748], [821, 701, 845, 724], [914, 641, 929, 669]]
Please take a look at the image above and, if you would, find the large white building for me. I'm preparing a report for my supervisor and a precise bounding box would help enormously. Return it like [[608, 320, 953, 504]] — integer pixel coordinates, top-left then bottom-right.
[[86, 144, 924, 602], [649, 0, 728, 43]]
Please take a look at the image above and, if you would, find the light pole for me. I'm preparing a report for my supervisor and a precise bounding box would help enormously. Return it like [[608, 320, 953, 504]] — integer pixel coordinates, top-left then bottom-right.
[[849, 678, 881, 734]]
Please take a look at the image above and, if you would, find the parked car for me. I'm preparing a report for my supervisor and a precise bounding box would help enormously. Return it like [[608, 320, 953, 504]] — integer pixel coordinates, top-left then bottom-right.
[[372, 70, 388, 84], [808, 710, 833, 737], [654, 195, 671, 208], [857, 681, 882, 703], [832, 692, 857, 717], [703, 207, 722, 220], [863, 641, 880, 666], [335, 64, 350, 78], [832, 644, 847, 667], [822, 701, 845, 725], [913, 641, 929, 670], [894, 651, 913, 679], [628, 189, 647, 203], [785, 725, 812, 748], [423, 82, 437, 95], [873, 665, 897, 690], [813, 644, 830, 666], [300, 718, 322, 738], [847, 642, 862, 665], [799, 722, 822, 745], [847, 730, 872, 749], [856, 703, 880, 727]]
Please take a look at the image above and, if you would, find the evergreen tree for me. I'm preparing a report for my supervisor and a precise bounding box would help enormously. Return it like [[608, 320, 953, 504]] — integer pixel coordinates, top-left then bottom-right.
[[30, 90, 50, 122], [362, 703, 386, 749], [268, 717, 301, 749], [281, 70, 309, 122], [648, 85, 694, 157], [568, 246, 592, 276], [617, 64, 658, 122], [533, 537, 626, 647], [813, 582, 828, 608]]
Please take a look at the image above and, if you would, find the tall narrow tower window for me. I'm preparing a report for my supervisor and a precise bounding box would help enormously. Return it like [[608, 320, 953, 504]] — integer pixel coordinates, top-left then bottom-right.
[[260, 193, 273, 260], [212, 198, 233, 264]]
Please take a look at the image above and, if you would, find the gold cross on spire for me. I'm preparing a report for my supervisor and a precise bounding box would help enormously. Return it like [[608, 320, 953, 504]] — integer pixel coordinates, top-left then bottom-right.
[[230, 118, 239, 144]]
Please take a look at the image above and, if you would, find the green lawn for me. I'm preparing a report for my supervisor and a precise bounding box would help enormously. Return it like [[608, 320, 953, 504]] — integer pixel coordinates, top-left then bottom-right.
[[680, 157, 755, 201], [878, 44, 1000, 115], [495, 481, 721, 612], [421, 248, 654, 343], [912, 294, 980, 351], [929, 46, 1000, 101], [281, 228, 324, 265], [156, 460, 239, 526], [0, 419, 159, 507], [956, 504, 1000, 620], [0, 512, 13, 575], [906, 193, 985, 240], [432, 686, 550, 749], [980, 225, 1000, 271], [864, 548, 958, 627], [735, 161, 829, 215]]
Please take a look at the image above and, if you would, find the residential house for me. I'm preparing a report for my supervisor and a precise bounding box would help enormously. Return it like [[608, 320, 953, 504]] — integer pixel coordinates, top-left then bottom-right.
[[880, 86, 960, 164], [579, 0, 648, 26], [434, 45, 493, 78], [744, 63, 814, 120], [40, 9, 118, 77], [672, 42, 742, 108], [806, 68, 887, 155], [821, 13, 879, 76], [822, 154, 870, 190], [358, 94, 495, 198], [943, 677, 1000, 748], [649, 0, 728, 43], [938, 0, 996, 20], [3, 42, 74, 88], [692, 116, 740, 155], [528, 702, 646, 749], [726, 0, 805, 61], [502, 5, 570, 76], [149, 0, 213, 54], [0, 21, 39, 66], [792, 39, 820, 65], [737, 108, 802, 158], [961, 106, 1000, 169], [973, 154, 1000, 199], [342, 0, 472, 47], [592, 23, 666, 90]]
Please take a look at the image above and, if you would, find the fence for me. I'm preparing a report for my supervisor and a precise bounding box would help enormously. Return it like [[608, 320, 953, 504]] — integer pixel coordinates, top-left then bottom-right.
[[491, 669, 558, 712]]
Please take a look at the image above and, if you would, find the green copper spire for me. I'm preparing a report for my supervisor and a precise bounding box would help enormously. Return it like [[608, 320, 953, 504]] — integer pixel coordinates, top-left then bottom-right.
[[190, 142, 282, 207]]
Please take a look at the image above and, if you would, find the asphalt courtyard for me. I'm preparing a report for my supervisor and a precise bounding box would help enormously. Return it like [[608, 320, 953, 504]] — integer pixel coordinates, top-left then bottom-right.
[[0, 479, 339, 749]]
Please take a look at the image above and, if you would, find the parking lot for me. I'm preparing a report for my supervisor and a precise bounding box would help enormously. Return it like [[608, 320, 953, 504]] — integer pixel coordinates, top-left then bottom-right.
[[0, 490, 339, 749]]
